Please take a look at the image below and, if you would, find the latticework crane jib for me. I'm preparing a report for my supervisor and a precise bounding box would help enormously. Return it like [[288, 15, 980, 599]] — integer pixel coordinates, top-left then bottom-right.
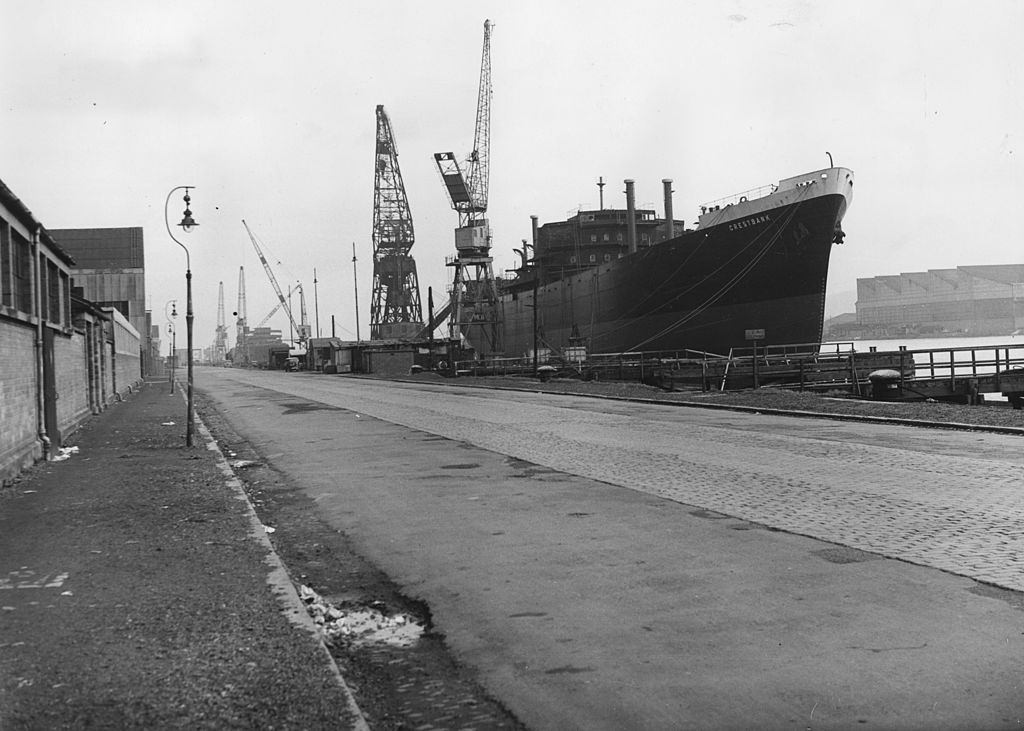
[[370, 104, 423, 340]]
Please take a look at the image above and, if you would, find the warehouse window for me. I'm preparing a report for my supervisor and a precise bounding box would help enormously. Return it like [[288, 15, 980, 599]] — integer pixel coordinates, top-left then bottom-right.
[[62, 271, 71, 325], [37, 253, 48, 321], [12, 229, 32, 313], [0, 220, 10, 307], [47, 260, 61, 326]]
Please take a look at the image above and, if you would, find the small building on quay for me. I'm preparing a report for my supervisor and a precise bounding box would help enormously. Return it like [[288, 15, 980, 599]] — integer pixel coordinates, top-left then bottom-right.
[[1, 178, 142, 484], [232, 326, 289, 369], [307, 337, 449, 376]]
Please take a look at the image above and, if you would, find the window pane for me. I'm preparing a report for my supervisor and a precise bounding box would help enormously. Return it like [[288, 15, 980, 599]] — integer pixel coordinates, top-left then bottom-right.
[[0, 221, 10, 307]]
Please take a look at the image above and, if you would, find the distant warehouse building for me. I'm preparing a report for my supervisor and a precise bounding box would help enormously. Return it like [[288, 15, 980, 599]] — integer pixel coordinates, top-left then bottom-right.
[[47, 227, 159, 375], [853, 264, 1024, 338]]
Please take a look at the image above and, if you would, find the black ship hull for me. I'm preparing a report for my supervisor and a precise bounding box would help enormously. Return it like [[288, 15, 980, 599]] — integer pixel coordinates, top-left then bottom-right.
[[490, 168, 853, 357]]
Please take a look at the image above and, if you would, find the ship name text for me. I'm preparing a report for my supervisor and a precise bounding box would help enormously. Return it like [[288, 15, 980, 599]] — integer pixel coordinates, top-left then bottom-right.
[[729, 214, 772, 231]]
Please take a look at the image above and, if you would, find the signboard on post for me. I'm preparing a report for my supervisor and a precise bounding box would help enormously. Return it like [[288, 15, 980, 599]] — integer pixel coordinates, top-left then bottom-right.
[[745, 328, 765, 388]]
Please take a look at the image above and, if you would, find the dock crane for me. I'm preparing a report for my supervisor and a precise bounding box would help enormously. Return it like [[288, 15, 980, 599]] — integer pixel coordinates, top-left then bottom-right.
[[234, 266, 249, 364], [213, 281, 228, 364], [297, 283, 310, 342], [434, 19, 500, 355], [370, 104, 424, 340], [241, 219, 308, 347]]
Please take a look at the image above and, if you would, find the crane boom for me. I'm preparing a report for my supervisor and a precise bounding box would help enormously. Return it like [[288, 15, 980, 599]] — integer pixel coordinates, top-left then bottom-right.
[[433, 19, 493, 230], [241, 219, 304, 344], [466, 19, 492, 215], [298, 284, 310, 340], [255, 284, 297, 328]]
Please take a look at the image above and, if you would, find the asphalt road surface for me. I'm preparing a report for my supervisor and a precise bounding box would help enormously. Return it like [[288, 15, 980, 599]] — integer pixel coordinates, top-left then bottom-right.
[[197, 368, 1024, 730]]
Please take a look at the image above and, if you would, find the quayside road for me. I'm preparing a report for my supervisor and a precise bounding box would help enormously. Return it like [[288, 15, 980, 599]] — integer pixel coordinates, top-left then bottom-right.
[[197, 368, 1024, 730]]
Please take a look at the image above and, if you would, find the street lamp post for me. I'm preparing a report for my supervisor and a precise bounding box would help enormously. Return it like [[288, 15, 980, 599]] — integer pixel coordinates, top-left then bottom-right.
[[165, 186, 198, 447], [165, 300, 177, 394]]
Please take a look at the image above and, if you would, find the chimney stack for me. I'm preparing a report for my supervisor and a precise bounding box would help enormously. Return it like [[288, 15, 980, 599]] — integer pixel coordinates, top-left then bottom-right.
[[625, 180, 638, 254], [663, 179, 675, 240]]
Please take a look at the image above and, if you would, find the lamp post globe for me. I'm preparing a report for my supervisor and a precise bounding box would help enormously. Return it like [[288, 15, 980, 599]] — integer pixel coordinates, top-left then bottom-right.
[[165, 186, 198, 447]]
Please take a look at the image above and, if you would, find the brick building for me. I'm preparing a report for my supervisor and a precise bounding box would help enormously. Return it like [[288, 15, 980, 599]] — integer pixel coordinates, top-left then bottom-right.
[[1, 179, 142, 484]]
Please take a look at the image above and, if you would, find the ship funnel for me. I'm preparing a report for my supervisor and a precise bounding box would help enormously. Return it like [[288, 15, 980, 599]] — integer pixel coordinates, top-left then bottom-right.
[[663, 179, 675, 240], [625, 179, 638, 254], [530, 215, 539, 249]]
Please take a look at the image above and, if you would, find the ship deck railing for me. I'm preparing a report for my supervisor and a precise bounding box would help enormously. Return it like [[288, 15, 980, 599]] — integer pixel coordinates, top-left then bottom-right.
[[699, 182, 778, 212]]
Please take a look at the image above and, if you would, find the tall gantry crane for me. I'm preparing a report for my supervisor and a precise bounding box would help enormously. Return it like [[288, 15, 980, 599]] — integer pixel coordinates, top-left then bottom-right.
[[213, 281, 228, 363], [370, 104, 423, 340], [297, 283, 310, 341], [434, 19, 501, 355], [242, 220, 308, 347], [234, 266, 248, 364]]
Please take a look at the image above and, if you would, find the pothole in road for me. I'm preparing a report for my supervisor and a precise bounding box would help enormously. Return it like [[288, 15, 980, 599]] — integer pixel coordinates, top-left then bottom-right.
[[300, 585, 426, 648], [280, 401, 342, 415], [728, 521, 768, 530], [812, 547, 883, 564], [690, 508, 731, 520], [506, 457, 573, 481], [967, 583, 1024, 611]]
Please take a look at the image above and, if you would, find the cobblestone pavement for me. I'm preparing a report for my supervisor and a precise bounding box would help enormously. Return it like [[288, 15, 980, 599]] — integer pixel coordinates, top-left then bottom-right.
[[214, 371, 1024, 593]]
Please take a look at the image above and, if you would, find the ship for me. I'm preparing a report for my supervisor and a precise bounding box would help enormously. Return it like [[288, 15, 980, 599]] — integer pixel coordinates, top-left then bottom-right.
[[487, 166, 854, 358]]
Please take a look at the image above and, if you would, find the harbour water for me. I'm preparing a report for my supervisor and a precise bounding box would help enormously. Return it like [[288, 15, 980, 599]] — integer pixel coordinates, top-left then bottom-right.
[[826, 333, 1023, 354]]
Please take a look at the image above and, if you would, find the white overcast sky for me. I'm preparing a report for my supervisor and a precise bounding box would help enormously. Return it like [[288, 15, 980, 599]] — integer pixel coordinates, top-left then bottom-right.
[[2, 0, 1021, 344]]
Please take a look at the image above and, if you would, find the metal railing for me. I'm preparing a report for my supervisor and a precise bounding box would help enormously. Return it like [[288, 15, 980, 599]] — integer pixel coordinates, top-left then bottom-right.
[[450, 342, 1024, 397], [699, 183, 778, 212], [880, 343, 1024, 384]]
